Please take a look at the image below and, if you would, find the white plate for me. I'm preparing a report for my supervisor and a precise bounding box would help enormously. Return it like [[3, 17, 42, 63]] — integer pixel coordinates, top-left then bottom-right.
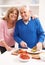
[[18, 54, 31, 62], [18, 48, 40, 54], [27, 49, 41, 54], [29, 51, 40, 54], [39, 52, 45, 61]]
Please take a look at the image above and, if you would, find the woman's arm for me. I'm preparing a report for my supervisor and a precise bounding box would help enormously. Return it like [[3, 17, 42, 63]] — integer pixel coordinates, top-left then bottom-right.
[[0, 20, 12, 51], [1, 41, 12, 51]]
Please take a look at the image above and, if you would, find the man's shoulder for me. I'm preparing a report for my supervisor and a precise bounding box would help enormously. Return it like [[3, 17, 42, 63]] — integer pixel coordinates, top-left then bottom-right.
[[33, 18, 41, 27], [17, 19, 22, 22], [16, 19, 23, 24], [32, 17, 40, 24], [33, 17, 39, 22]]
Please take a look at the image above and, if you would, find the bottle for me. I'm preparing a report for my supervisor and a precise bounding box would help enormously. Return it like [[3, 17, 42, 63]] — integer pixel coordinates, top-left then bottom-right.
[[0, 50, 1, 55], [15, 42, 19, 50]]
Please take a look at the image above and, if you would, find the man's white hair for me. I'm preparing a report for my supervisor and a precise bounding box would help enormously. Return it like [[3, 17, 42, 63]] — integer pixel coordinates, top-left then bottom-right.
[[20, 5, 31, 11], [25, 5, 30, 11]]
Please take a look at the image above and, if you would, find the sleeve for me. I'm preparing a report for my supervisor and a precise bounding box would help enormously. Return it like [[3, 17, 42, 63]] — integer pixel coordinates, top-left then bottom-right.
[[13, 23, 22, 44], [0, 21, 4, 42], [35, 18, 45, 43]]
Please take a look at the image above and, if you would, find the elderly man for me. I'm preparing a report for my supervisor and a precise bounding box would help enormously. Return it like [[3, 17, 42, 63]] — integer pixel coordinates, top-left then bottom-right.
[[14, 6, 45, 50]]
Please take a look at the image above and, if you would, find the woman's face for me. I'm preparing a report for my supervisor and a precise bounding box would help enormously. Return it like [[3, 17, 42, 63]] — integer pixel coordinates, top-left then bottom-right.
[[9, 10, 18, 22]]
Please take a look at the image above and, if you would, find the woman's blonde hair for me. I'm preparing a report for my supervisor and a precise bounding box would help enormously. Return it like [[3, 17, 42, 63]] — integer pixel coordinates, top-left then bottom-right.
[[3, 7, 19, 21]]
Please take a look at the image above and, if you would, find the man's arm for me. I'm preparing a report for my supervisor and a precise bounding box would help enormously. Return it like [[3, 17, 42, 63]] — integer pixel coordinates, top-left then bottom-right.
[[13, 23, 22, 44], [35, 18, 45, 50], [13, 23, 27, 48], [36, 18, 45, 43]]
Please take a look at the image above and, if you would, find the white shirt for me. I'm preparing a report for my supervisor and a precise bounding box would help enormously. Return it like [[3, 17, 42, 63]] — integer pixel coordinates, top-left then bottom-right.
[[24, 18, 31, 25]]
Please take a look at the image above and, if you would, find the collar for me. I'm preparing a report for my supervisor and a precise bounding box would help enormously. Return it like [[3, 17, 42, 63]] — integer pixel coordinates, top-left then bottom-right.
[[24, 18, 31, 25]]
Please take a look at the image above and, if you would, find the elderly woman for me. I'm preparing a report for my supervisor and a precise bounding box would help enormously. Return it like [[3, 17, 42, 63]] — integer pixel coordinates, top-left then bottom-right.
[[0, 7, 19, 53]]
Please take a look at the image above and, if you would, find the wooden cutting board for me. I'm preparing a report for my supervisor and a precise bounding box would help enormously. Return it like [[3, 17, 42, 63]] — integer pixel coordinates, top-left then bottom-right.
[[31, 54, 40, 59]]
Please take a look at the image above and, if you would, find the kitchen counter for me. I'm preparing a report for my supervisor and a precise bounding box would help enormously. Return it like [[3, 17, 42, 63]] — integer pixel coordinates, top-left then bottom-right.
[[0, 49, 45, 65]]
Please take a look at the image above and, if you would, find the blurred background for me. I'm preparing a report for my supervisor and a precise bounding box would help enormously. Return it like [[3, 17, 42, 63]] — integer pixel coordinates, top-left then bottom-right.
[[0, 0, 45, 31]]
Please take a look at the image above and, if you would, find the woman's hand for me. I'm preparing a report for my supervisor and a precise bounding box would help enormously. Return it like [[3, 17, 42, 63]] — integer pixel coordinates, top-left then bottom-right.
[[6, 46, 13, 51], [1, 41, 13, 51]]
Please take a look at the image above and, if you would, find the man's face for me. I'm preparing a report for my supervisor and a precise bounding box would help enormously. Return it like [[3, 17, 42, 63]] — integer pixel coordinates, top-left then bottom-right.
[[20, 7, 30, 22]]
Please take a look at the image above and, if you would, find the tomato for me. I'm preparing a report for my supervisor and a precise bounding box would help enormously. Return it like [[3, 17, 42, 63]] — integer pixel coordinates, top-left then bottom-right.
[[18, 49, 27, 54], [20, 53, 30, 59]]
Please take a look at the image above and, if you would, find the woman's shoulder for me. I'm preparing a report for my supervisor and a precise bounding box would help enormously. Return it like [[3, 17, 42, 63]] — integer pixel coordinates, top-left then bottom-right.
[[0, 19, 6, 25]]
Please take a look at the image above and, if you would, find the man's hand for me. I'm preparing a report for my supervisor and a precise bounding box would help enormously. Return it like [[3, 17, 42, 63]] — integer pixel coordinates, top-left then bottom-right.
[[20, 41, 27, 48], [36, 42, 42, 51]]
